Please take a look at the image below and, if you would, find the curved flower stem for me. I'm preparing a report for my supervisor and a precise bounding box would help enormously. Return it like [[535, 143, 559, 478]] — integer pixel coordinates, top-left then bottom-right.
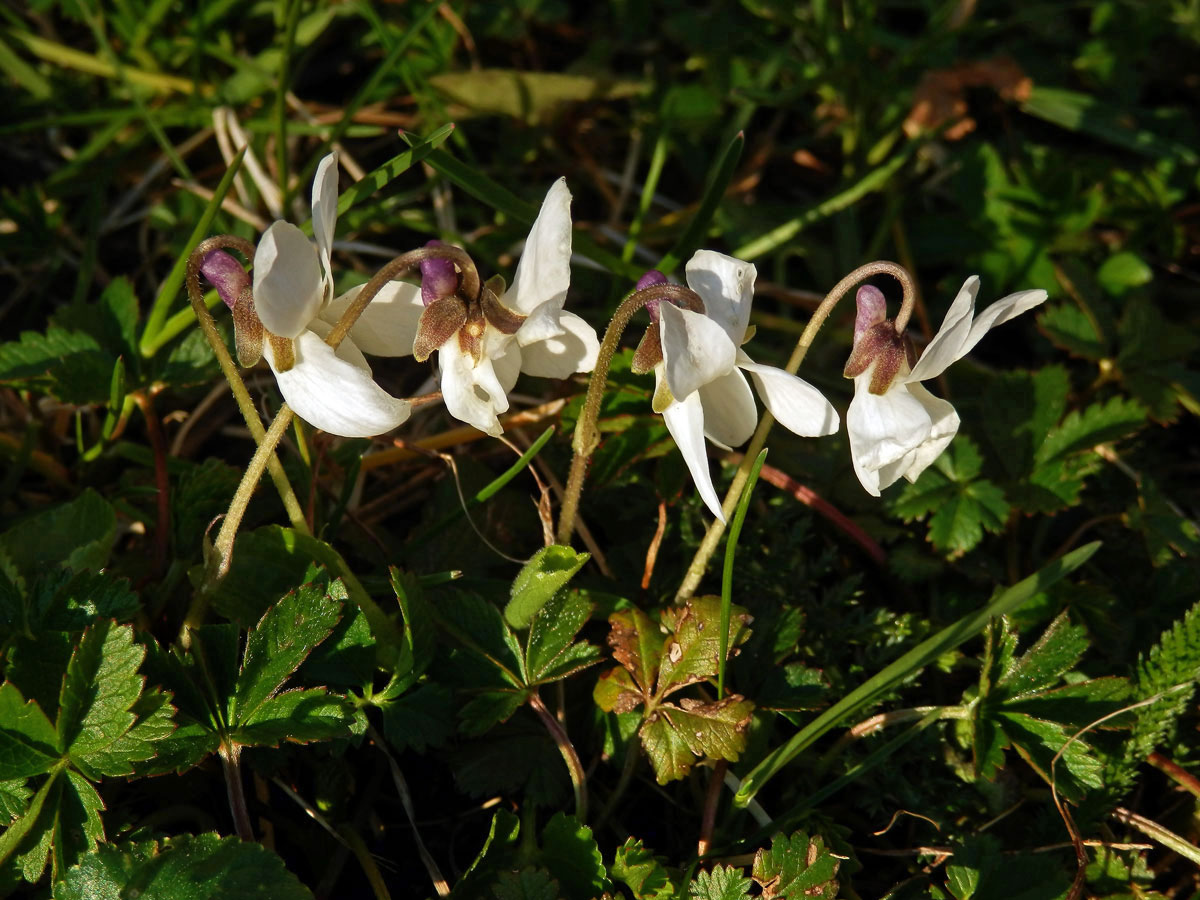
[[186, 236, 308, 533], [675, 261, 916, 602], [557, 283, 705, 546], [528, 691, 588, 822], [323, 244, 481, 349]]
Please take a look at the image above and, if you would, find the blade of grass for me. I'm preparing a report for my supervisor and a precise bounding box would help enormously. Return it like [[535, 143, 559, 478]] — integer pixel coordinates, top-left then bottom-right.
[[9, 29, 199, 94], [656, 130, 744, 275], [415, 144, 644, 280], [621, 129, 668, 263], [291, 0, 443, 193], [275, 0, 303, 201], [0, 32, 52, 99], [718, 448, 766, 700], [139, 147, 246, 356], [733, 541, 1102, 806], [733, 146, 914, 260]]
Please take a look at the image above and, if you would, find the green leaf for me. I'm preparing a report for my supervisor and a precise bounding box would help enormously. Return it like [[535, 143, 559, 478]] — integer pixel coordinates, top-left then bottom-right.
[[231, 580, 342, 727], [640, 696, 754, 784], [540, 813, 610, 900], [505, 545, 589, 629], [1096, 251, 1153, 295], [381, 682, 455, 753], [231, 688, 355, 747], [0, 779, 31, 821], [1036, 302, 1107, 360], [981, 367, 1070, 480], [458, 690, 526, 737], [999, 711, 1104, 801], [52, 770, 104, 878], [0, 765, 61, 873], [0, 490, 117, 581], [0, 683, 58, 780], [998, 612, 1089, 698], [605, 606, 664, 697], [891, 437, 1010, 557], [0, 326, 113, 404], [57, 621, 144, 760], [751, 830, 840, 900], [612, 838, 675, 900], [53, 277, 139, 365], [945, 835, 1001, 900], [54, 832, 314, 899], [387, 568, 436, 696], [429, 69, 644, 122], [438, 593, 524, 687], [492, 868, 561, 900], [1035, 396, 1147, 466], [525, 591, 599, 685], [735, 542, 1101, 805], [657, 597, 752, 696], [1, 570, 139, 637], [454, 809, 521, 896], [688, 865, 752, 900]]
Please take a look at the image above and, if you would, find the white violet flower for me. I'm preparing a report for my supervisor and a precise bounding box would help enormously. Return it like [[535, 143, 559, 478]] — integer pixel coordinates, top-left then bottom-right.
[[203, 152, 412, 438], [844, 275, 1048, 496], [389, 177, 600, 436], [633, 251, 839, 522]]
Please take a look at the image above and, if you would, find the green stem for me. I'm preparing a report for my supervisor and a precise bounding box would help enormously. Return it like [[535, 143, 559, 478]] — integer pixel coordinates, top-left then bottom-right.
[[528, 691, 588, 823], [184, 236, 308, 531], [556, 282, 705, 546], [674, 260, 916, 601], [219, 742, 254, 841]]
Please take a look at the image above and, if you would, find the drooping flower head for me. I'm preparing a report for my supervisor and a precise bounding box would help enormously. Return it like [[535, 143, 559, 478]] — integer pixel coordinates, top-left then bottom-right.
[[201, 153, 412, 438], [632, 251, 839, 521], [392, 179, 599, 436], [844, 276, 1047, 496]]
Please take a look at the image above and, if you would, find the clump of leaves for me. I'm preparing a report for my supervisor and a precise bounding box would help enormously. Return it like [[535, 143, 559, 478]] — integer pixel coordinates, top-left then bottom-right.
[[593, 596, 754, 783]]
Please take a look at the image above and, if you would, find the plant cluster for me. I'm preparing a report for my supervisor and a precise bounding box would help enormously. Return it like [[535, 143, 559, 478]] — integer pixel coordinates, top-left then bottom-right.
[[1, 1, 1198, 898]]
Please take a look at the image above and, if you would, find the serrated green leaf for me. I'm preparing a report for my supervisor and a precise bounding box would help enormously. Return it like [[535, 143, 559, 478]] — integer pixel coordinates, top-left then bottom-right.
[[999, 711, 1104, 801], [612, 838, 675, 899], [53, 832, 314, 899], [0, 490, 117, 581], [458, 690, 526, 737], [381, 682, 454, 753], [540, 813, 610, 900], [657, 597, 752, 696], [1003, 676, 1131, 727], [0, 779, 31, 821], [689, 865, 752, 900], [641, 696, 754, 784], [605, 607, 664, 696], [301, 593, 376, 690], [52, 770, 104, 878], [492, 868, 561, 900], [751, 830, 840, 900], [232, 688, 355, 747], [387, 568, 436, 696], [57, 621, 146, 763], [77, 687, 176, 779], [232, 580, 342, 727], [53, 278, 139, 364], [1036, 302, 1107, 360], [505, 545, 589, 629], [981, 366, 1070, 479], [173, 459, 239, 554], [438, 593, 524, 687], [455, 808, 521, 895], [592, 666, 645, 714], [0, 326, 113, 404], [0, 683, 59, 780], [130, 720, 219, 777], [525, 591, 599, 685], [0, 765, 61, 874], [998, 612, 1089, 698], [945, 835, 1001, 900], [1035, 396, 1147, 466]]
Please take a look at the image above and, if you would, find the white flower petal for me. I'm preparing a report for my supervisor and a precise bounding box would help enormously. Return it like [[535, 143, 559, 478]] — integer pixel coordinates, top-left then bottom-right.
[[658, 302, 737, 402], [697, 368, 756, 449], [253, 221, 324, 339], [846, 375, 936, 496], [658, 369, 725, 522], [264, 329, 410, 437], [438, 338, 508, 436], [738, 351, 839, 438], [518, 310, 599, 378], [685, 250, 755, 346], [899, 382, 960, 483], [960, 288, 1048, 354], [504, 178, 572, 316], [311, 152, 340, 296], [906, 276, 980, 382], [320, 281, 424, 357]]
